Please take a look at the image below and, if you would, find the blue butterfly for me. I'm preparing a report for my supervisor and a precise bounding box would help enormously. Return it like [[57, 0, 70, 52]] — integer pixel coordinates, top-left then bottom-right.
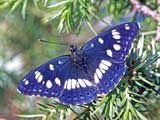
[[17, 22, 140, 105]]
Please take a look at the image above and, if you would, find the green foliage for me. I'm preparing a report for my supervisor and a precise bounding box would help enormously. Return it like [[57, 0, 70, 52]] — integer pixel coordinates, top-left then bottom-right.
[[0, 0, 160, 120], [107, 0, 130, 19], [43, 0, 102, 33], [0, 0, 104, 33]]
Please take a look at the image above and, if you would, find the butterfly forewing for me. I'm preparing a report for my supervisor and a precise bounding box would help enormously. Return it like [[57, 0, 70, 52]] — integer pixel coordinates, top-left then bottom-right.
[[81, 22, 140, 63], [18, 55, 71, 98]]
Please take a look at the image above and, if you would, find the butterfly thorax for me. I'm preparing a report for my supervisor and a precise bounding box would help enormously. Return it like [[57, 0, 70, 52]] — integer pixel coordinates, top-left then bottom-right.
[[70, 45, 87, 69]]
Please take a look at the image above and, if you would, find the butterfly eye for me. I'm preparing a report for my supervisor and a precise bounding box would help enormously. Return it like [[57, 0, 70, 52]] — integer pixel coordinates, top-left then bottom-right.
[[70, 45, 77, 52]]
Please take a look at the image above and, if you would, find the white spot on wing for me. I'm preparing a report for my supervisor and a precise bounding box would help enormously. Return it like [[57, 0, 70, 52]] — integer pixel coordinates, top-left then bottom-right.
[[128, 36, 132, 40], [125, 24, 130, 30], [24, 80, 29, 85], [106, 49, 113, 57], [55, 77, 61, 86], [112, 30, 121, 40], [113, 44, 121, 51], [113, 35, 121, 39], [67, 79, 72, 90], [99, 63, 109, 70], [35, 71, 38, 74], [117, 40, 120, 43], [94, 60, 113, 85], [125, 41, 129, 45], [78, 79, 86, 87], [101, 60, 112, 67], [38, 89, 42, 92], [83, 79, 92, 86], [94, 74, 99, 84], [96, 68, 102, 79], [49, 64, 54, 70], [35, 72, 41, 79], [64, 81, 67, 89], [91, 43, 94, 48], [58, 61, 63, 65], [112, 29, 117, 32], [112, 30, 120, 35], [46, 80, 52, 88], [71, 79, 77, 89], [42, 81, 45, 85], [76, 81, 80, 88], [98, 38, 104, 44], [100, 68, 106, 74], [33, 89, 36, 91], [125, 26, 130, 30], [37, 75, 43, 83]]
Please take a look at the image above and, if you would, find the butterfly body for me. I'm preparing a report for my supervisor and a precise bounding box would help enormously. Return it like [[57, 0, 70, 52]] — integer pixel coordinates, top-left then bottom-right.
[[18, 22, 140, 105], [70, 45, 87, 70]]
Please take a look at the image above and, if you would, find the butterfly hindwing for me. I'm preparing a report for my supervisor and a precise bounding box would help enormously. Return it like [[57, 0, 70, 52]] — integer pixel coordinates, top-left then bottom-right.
[[59, 65, 97, 105], [86, 57, 126, 94]]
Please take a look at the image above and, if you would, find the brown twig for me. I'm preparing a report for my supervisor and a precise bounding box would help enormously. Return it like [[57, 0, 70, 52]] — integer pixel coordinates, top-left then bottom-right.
[[130, 0, 160, 41]]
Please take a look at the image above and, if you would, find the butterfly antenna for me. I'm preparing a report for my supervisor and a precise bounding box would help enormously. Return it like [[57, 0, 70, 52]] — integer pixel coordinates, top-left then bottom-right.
[[38, 39, 68, 46]]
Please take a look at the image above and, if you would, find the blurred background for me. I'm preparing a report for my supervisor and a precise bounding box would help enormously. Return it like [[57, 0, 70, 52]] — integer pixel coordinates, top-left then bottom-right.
[[0, 0, 160, 120]]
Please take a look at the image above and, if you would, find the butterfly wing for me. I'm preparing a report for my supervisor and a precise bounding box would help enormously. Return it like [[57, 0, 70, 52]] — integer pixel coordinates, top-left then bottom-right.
[[59, 64, 98, 105], [81, 22, 140, 63], [18, 55, 98, 105], [17, 55, 71, 98], [86, 57, 126, 94], [80, 22, 140, 94]]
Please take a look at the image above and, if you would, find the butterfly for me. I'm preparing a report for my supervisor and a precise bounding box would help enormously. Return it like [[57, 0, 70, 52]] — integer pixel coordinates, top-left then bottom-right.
[[17, 22, 140, 105]]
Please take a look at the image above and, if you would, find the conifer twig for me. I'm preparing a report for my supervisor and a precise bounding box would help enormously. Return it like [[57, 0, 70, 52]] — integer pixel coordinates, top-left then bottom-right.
[[130, 0, 160, 41]]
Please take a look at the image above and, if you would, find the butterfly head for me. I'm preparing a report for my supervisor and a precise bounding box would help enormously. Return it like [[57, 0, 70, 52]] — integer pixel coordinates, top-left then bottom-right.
[[70, 45, 77, 53]]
